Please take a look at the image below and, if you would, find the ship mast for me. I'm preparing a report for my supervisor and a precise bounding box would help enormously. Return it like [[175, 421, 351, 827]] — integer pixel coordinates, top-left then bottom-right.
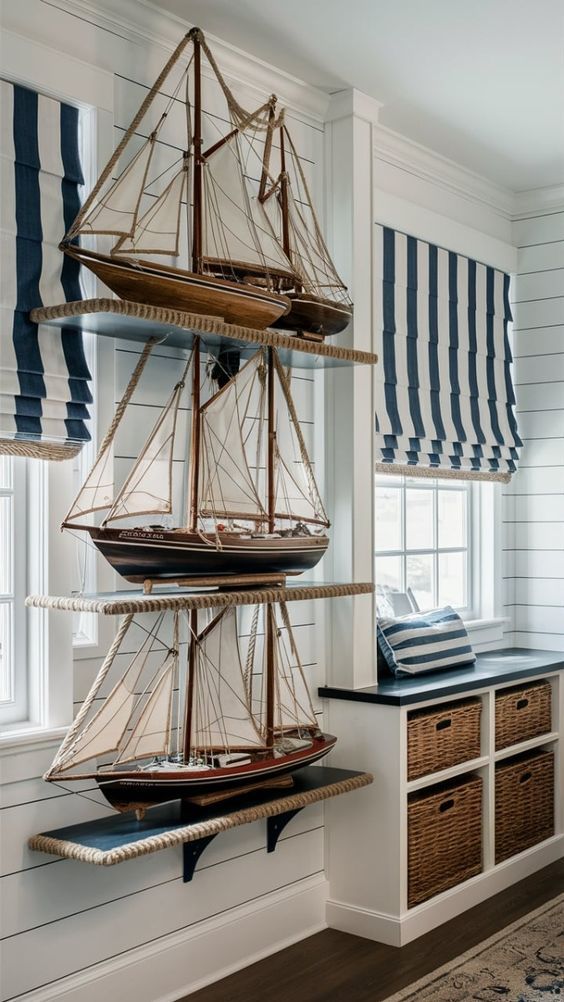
[[279, 127, 291, 263], [265, 347, 276, 749], [183, 609, 198, 762], [265, 605, 275, 750], [191, 27, 203, 274], [188, 337, 201, 531]]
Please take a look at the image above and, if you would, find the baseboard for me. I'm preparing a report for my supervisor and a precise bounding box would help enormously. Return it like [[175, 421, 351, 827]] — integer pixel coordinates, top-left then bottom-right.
[[18, 874, 328, 1002], [327, 834, 564, 947]]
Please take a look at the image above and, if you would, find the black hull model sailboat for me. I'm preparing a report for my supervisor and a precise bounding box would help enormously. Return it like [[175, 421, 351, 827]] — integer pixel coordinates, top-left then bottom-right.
[[44, 605, 336, 811], [63, 338, 330, 584], [85, 526, 328, 582]]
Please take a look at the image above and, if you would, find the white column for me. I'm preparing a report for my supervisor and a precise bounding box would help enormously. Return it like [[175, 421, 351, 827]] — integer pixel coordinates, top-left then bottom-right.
[[324, 89, 381, 688]]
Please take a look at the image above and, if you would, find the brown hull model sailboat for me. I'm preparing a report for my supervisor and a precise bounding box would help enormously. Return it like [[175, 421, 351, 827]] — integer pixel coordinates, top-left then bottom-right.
[[257, 106, 353, 339], [44, 605, 336, 810], [60, 29, 293, 330], [63, 338, 330, 584]]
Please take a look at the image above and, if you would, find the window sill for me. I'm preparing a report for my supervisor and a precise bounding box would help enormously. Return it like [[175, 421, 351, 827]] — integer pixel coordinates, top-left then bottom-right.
[[464, 616, 510, 650], [0, 723, 68, 756]]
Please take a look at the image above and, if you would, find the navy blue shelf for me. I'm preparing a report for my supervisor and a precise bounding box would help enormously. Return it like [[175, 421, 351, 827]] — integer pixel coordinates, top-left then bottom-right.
[[318, 648, 564, 707]]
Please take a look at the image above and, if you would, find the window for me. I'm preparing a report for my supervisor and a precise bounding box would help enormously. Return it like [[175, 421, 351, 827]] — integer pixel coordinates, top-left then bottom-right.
[[375, 474, 473, 617], [0, 456, 28, 725]]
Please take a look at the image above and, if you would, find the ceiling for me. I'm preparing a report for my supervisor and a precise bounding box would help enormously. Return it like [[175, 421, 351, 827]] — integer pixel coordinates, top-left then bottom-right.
[[149, 0, 564, 192]]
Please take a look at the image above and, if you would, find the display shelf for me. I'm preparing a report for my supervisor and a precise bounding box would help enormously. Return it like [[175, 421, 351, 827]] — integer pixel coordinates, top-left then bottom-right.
[[406, 755, 489, 794], [30, 299, 378, 369], [25, 579, 373, 615], [494, 730, 559, 762], [28, 766, 373, 880]]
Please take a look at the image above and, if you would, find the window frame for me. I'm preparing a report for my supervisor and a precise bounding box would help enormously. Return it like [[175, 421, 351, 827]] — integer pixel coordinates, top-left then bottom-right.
[[0, 457, 28, 724], [0, 39, 113, 746], [374, 473, 477, 620]]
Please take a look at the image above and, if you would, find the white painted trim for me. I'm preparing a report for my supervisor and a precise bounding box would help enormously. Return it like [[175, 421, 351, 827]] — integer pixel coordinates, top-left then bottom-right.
[[16, 874, 327, 1002], [327, 834, 564, 946], [326, 88, 383, 124], [514, 185, 564, 219], [0, 28, 113, 110], [43, 0, 329, 123], [373, 123, 515, 219], [0, 726, 67, 756]]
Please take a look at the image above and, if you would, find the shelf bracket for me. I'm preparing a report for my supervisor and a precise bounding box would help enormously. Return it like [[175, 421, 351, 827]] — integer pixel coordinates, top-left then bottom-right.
[[266, 808, 303, 853], [182, 834, 218, 882]]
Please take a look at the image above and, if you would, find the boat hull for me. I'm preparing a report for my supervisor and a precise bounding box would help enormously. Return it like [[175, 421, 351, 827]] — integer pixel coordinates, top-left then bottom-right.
[[96, 734, 337, 810], [272, 292, 352, 338], [63, 247, 291, 330], [87, 526, 329, 581]]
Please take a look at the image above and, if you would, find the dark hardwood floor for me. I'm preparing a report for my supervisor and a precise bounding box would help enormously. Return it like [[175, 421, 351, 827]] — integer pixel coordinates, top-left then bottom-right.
[[184, 858, 564, 1002]]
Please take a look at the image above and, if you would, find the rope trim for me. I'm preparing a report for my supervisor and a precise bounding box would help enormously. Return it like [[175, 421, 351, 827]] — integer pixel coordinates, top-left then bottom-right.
[[29, 299, 378, 365], [28, 772, 373, 865], [0, 438, 82, 461], [374, 462, 512, 485], [25, 582, 374, 615]]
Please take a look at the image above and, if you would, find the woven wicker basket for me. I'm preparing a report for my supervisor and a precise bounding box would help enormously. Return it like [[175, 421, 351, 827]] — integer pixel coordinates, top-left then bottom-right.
[[408, 773, 482, 908], [407, 698, 482, 781], [495, 749, 554, 864], [495, 680, 552, 751]]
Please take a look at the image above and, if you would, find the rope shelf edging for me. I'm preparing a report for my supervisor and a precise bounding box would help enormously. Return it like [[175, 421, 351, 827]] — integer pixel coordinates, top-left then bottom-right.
[[30, 299, 378, 366], [28, 772, 373, 866], [25, 581, 374, 615]]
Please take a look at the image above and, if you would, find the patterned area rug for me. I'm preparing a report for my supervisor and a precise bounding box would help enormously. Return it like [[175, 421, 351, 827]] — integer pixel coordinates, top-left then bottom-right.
[[385, 893, 564, 1001]]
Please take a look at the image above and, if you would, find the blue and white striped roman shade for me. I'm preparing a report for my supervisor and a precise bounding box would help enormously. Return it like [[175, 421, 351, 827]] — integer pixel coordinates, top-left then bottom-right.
[[374, 224, 521, 482], [0, 80, 92, 459]]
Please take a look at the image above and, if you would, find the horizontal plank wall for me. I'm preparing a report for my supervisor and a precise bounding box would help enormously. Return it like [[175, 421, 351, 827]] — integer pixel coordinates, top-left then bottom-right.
[[504, 205, 564, 649], [0, 3, 329, 1000]]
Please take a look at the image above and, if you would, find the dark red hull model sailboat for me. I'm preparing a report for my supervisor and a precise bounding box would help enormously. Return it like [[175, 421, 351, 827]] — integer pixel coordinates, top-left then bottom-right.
[[44, 605, 336, 811]]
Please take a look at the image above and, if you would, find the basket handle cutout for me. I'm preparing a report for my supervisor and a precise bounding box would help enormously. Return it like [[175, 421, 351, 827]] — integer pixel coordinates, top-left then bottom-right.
[[519, 770, 532, 784], [439, 798, 455, 813], [516, 698, 529, 710], [436, 718, 452, 731]]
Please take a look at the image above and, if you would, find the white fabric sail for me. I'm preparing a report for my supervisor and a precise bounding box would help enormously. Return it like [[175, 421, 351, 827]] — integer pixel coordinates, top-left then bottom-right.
[[199, 353, 266, 521], [65, 439, 115, 523], [78, 138, 156, 238], [115, 657, 175, 764], [105, 380, 183, 523], [55, 659, 144, 772], [113, 167, 187, 257], [202, 135, 292, 276], [273, 361, 329, 526], [274, 604, 317, 732], [191, 608, 264, 751]]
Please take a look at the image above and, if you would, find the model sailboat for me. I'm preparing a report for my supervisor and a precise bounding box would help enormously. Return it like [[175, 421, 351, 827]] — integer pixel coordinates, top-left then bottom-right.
[[60, 28, 294, 330], [257, 104, 353, 339], [44, 605, 336, 809], [63, 339, 330, 582]]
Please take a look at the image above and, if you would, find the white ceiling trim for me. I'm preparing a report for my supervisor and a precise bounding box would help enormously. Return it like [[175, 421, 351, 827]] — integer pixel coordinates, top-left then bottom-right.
[[513, 185, 564, 219], [49, 0, 330, 123], [373, 123, 515, 220]]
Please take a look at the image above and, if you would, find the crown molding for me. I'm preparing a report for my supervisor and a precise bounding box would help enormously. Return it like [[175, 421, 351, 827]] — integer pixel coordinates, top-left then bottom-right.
[[326, 88, 383, 125], [48, 0, 330, 123], [513, 184, 564, 219], [373, 122, 516, 219]]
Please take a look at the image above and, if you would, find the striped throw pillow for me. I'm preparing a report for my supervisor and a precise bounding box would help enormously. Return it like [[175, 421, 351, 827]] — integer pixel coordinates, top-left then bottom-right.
[[377, 606, 476, 676]]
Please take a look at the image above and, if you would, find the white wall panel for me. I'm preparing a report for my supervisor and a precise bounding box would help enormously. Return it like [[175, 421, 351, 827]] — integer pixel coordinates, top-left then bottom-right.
[[506, 209, 564, 651], [0, 7, 329, 1001]]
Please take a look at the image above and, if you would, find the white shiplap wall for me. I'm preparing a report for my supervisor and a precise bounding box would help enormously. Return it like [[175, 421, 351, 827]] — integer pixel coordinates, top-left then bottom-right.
[[0, 5, 330, 1001], [504, 208, 564, 648]]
